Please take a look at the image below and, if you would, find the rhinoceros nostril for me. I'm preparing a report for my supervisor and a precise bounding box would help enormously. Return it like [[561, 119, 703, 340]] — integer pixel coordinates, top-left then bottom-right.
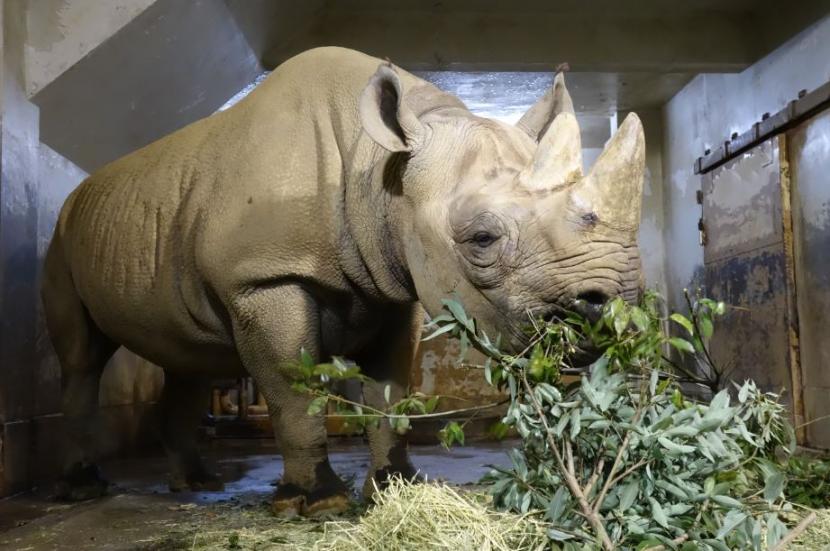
[[575, 290, 609, 306]]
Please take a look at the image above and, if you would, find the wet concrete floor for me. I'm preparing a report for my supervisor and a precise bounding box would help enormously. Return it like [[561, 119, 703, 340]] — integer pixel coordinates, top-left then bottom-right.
[[0, 439, 514, 550]]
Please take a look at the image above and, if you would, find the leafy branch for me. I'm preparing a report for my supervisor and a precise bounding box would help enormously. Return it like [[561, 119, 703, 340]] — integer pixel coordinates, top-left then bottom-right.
[[427, 292, 798, 550]]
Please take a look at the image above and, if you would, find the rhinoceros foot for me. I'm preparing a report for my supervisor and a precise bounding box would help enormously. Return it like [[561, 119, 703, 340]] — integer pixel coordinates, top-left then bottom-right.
[[54, 461, 109, 501], [363, 463, 422, 500], [168, 470, 225, 493], [271, 482, 351, 518]]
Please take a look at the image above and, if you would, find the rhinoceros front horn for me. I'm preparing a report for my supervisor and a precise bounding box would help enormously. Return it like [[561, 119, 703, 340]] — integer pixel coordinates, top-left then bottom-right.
[[580, 113, 646, 233]]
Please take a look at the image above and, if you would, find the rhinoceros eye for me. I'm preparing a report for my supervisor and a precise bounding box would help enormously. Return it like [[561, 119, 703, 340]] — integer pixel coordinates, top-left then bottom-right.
[[471, 231, 498, 247]]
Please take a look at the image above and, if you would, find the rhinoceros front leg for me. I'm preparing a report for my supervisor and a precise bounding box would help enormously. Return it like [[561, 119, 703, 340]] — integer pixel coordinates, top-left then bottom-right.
[[359, 303, 422, 499], [230, 284, 349, 517]]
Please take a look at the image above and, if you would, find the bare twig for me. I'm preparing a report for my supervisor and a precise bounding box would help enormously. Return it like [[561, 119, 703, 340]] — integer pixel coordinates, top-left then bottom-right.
[[584, 456, 606, 497], [592, 406, 643, 514], [770, 512, 817, 551], [642, 533, 690, 551], [320, 392, 508, 420], [605, 459, 649, 490], [518, 374, 615, 550], [682, 289, 721, 391]]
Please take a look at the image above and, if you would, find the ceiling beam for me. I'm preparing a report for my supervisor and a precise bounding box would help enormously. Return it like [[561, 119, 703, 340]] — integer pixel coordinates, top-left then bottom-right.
[[32, 0, 263, 172], [265, 7, 759, 73]]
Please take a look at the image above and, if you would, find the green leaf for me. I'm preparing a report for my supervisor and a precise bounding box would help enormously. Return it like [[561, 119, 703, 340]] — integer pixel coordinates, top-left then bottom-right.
[[699, 316, 714, 339], [669, 337, 695, 354], [630, 306, 650, 331], [670, 313, 694, 336], [763, 471, 785, 502], [618, 479, 639, 511], [716, 509, 748, 539], [439, 421, 465, 449], [546, 528, 574, 541], [391, 415, 410, 435], [569, 408, 581, 439], [614, 308, 631, 336], [306, 396, 328, 416], [442, 298, 475, 332], [422, 322, 456, 341], [671, 388, 684, 409], [658, 437, 696, 455], [424, 395, 440, 413], [709, 389, 730, 411], [649, 497, 669, 528], [711, 495, 742, 509], [765, 513, 788, 548], [547, 486, 569, 522], [704, 476, 716, 496], [636, 539, 663, 551], [487, 421, 509, 440], [299, 347, 315, 369]]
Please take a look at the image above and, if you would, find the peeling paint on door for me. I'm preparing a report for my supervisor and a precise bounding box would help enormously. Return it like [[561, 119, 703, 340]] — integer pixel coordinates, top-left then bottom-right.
[[701, 138, 804, 435]]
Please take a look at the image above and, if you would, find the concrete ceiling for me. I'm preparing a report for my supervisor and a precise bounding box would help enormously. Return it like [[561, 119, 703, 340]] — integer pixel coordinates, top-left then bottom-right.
[[29, 0, 830, 172]]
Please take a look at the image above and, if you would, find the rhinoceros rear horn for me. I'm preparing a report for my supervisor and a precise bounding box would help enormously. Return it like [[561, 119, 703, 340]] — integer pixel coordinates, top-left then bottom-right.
[[359, 64, 424, 153], [522, 112, 583, 191], [516, 72, 574, 142], [580, 113, 646, 232]]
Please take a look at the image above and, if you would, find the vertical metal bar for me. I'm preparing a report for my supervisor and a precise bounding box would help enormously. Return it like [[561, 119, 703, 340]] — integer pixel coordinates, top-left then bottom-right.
[[778, 134, 807, 444], [211, 388, 222, 417]]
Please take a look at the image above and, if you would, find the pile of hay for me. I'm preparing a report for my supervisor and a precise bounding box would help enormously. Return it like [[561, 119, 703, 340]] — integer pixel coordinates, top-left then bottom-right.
[[786, 509, 830, 550], [315, 478, 549, 551]]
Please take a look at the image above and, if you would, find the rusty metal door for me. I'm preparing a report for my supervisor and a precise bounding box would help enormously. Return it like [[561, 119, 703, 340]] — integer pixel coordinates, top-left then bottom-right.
[[788, 109, 830, 448], [700, 138, 805, 435]]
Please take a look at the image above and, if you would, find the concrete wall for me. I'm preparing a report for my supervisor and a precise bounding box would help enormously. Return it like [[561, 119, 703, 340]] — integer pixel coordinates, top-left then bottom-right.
[[24, 0, 155, 97], [0, 1, 164, 497], [662, 16, 830, 311], [33, 0, 263, 173]]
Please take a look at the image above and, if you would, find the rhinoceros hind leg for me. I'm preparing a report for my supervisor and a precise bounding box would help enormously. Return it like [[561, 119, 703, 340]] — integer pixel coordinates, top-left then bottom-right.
[[230, 285, 350, 517], [158, 373, 224, 493], [54, 461, 109, 501], [42, 244, 117, 501]]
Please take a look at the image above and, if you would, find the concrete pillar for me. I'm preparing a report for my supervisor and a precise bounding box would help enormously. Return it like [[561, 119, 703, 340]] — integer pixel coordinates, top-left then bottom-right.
[[0, 0, 43, 496]]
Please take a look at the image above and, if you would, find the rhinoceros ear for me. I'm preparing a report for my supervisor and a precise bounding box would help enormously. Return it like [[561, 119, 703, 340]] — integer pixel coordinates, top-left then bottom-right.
[[516, 72, 574, 142], [359, 64, 424, 153]]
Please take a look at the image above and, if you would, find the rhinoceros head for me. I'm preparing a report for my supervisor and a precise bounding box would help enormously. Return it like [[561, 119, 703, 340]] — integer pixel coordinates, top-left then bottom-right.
[[359, 65, 645, 350]]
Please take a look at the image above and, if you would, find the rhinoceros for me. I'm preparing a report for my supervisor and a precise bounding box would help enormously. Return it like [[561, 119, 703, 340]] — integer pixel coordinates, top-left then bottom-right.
[[41, 46, 645, 515]]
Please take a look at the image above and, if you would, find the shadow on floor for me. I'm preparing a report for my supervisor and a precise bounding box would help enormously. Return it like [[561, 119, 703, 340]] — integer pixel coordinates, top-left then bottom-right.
[[0, 439, 514, 550]]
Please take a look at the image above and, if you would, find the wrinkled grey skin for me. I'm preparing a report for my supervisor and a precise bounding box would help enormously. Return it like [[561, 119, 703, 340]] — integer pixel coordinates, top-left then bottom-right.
[[41, 47, 645, 515]]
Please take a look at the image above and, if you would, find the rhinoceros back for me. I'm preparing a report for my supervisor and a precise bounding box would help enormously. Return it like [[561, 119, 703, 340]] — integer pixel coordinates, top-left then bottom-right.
[[49, 47, 425, 372]]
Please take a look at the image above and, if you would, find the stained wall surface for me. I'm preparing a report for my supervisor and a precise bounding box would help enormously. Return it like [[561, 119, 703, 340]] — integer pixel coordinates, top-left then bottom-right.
[[662, 16, 830, 312], [662, 16, 830, 448]]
